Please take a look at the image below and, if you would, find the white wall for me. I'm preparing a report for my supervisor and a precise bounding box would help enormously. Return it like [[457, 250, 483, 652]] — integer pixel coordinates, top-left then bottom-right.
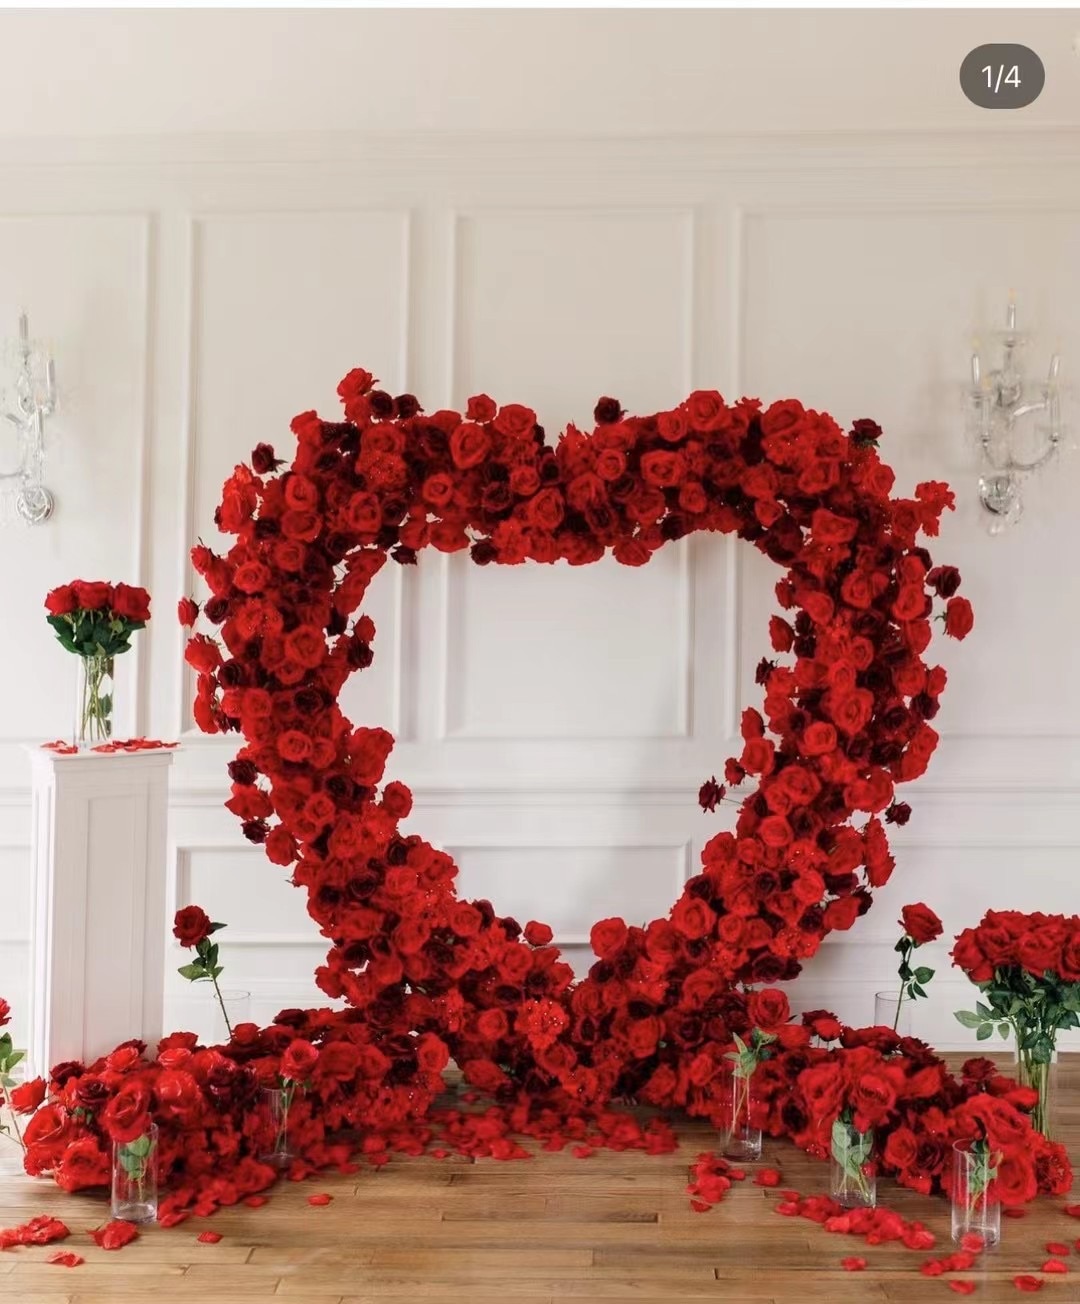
[[1, 10, 1079, 1050]]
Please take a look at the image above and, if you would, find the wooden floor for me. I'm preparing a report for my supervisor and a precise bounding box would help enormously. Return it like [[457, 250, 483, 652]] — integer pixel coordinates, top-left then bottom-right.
[[1, 1056, 1077, 1304]]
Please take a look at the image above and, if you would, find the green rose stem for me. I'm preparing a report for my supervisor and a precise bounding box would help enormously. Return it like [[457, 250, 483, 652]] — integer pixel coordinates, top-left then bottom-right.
[[831, 1112, 874, 1203], [78, 652, 114, 744], [0, 1034, 26, 1151], [892, 934, 935, 1032], [176, 917, 232, 1041], [209, 966, 234, 1040]]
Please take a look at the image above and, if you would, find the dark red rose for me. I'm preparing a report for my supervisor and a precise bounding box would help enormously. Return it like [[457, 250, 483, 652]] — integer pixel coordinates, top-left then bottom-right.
[[449, 422, 492, 468], [101, 1083, 152, 1144], [590, 917, 628, 959], [900, 902, 942, 945], [281, 1039, 319, 1082], [465, 393, 497, 422], [173, 905, 212, 948], [177, 597, 199, 627], [747, 988, 790, 1032], [593, 396, 623, 425]]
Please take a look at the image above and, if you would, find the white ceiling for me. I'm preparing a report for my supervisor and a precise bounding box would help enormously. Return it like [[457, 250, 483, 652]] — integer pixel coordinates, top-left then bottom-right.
[[3, 8, 1079, 138]]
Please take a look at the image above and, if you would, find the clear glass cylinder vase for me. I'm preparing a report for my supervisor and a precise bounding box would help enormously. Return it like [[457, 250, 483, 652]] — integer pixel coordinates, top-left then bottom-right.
[[875, 990, 913, 1037], [1015, 1051, 1053, 1139], [111, 1124, 158, 1223], [830, 1116, 876, 1208], [258, 1085, 296, 1168], [75, 651, 115, 749], [721, 1065, 762, 1162], [951, 1139, 1001, 1248], [210, 988, 251, 1044]]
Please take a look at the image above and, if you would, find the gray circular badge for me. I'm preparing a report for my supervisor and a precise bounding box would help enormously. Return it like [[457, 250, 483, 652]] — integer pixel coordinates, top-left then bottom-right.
[[960, 44, 1045, 109]]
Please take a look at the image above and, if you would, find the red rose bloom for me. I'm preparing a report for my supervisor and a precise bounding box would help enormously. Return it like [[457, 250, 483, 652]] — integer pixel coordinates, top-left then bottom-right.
[[72, 579, 113, 610], [111, 583, 151, 622], [944, 596, 974, 640], [173, 905, 212, 947], [281, 1039, 319, 1082], [900, 902, 943, 945], [44, 584, 78, 615]]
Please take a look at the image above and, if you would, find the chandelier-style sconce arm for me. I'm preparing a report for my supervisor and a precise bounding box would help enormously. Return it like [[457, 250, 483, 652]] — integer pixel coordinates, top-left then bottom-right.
[[0, 312, 57, 524], [967, 296, 1066, 533]]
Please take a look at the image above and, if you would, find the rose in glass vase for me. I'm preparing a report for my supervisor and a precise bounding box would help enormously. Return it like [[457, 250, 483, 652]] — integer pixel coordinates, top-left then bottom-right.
[[44, 580, 151, 748], [953, 909, 1080, 1138]]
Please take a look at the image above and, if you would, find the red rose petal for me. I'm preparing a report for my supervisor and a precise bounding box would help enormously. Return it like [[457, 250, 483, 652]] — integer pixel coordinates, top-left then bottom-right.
[[307, 1193, 332, 1206], [922, 1260, 946, 1277], [960, 1232, 985, 1254], [88, 1220, 139, 1251], [1004, 1207, 1027, 1219], [1063, 1204, 1080, 1218], [1013, 1277, 1043, 1292], [242, 1195, 269, 1208], [48, 1251, 84, 1267], [1046, 1242, 1071, 1256], [197, 1231, 223, 1244], [158, 1211, 189, 1228], [689, 1199, 712, 1213], [841, 1257, 867, 1271], [1042, 1259, 1068, 1274], [948, 1284, 977, 1296], [753, 1168, 782, 1187]]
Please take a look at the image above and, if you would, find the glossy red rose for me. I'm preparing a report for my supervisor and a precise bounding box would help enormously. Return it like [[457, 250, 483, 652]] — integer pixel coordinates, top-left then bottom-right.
[[72, 579, 113, 610], [173, 905, 212, 948], [281, 1039, 319, 1082], [944, 596, 974, 640]]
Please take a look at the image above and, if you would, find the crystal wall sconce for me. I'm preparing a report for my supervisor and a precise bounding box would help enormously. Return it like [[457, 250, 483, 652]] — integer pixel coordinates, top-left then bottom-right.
[[968, 296, 1064, 534], [0, 312, 57, 524]]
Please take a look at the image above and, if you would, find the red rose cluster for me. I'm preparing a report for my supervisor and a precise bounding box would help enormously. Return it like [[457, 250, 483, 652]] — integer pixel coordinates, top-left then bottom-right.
[[178, 371, 974, 1126], [953, 910, 1080, 984], [44, 581, 151, 623]]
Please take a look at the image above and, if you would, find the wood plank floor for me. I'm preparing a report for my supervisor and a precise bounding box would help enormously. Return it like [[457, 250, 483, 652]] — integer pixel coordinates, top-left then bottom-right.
[[1, 1055, 1077, 1303]]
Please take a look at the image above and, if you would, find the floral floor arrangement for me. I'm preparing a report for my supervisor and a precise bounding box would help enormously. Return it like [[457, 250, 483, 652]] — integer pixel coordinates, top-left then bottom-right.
[[3, 371, 1073, 1259]]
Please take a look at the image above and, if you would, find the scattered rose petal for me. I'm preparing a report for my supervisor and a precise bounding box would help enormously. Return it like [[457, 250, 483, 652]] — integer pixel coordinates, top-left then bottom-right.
[[197, 1231, 223, 1244], [88, 1220, 138, 1251], [689, 1199, 712, 1213], [1004, 1207, 1027, 1219], [841, 1256, 867, 1271], [158, 1211, 189, 1228], [1046, 1242, 1071, 1256], [307, 1193, 332, 1206], [1013, 1277, 1043, 1292], [48, 1251, 83, 1267], [1042, 1259, 1068, 1274], [242, 1195, 269, 1208], [960, 1232, 985, 1253], [1063, 1204, 1080, 1218], [754, 1168, 782, 1187], [922, 1260, 946, 1277]]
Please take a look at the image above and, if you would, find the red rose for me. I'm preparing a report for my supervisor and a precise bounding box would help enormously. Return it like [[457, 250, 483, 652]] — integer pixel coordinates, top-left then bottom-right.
[[466, 393, 497, 422], [944, 596, 974, 640], [492, 403, 537, 439], [72, 580, 113, 611], [640, 449, 684, 488], [900, 902, 942, 945], [476, 1008, 509, 1041], [277, 730, 314, 764], [177, 597, 199, 627], [524, 920, 553, 947], [54, 1137, 110, 1193], [671, 896, 716, 940], [184, 635, 223, 674], [281, 1039, 319, 1082], [111, 583, 151, 623], [824, 896, 861, 931], [747, 988, 790, 1032], [590, 917, 628, 959], [449, 421, 491, 468], [45, 584, 78, 615], [9, 1076, 46, 1114], [173, 905, 212, 947], [684, 389, 730, 432], [101, 1082, 152, 1144]]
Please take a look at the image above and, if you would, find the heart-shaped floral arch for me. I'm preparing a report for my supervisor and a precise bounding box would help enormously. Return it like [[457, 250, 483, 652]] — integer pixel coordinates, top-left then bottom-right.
[[186, 370, 973, 1121]]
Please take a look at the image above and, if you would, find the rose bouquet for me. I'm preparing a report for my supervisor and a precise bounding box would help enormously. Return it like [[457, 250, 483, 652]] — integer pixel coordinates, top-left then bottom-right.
[[44, 581, 151, 747], [953, 910, 1080, 1137]]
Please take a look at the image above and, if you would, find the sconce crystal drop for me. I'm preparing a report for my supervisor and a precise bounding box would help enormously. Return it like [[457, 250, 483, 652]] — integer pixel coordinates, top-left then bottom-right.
[[968, 296, 1064, 534], [0, 312, 57, 525]]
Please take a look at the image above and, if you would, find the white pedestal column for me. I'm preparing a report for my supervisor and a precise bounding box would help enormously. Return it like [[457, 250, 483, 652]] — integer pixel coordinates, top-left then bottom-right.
[[27, 748, 174, 1076]]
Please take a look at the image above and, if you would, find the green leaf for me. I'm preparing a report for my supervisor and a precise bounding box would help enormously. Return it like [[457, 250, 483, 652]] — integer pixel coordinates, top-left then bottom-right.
[[976, 1023, 993, 1040], [914, 967, 934, 985], [954, 1009, 983, 1029], [998, 1024, 1010, 1040], [177, 963, 207, 981]]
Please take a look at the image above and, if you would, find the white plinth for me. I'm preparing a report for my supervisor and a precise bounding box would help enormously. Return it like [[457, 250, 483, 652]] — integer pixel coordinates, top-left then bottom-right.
[[27, 747, 174, 1076]]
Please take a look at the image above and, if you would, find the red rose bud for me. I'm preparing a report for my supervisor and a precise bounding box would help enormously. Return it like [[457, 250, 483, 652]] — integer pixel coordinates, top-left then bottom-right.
[[177, 596, 200, 627]]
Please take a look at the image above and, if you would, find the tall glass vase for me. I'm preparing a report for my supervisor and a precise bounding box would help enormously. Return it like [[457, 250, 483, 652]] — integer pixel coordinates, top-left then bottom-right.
[[1015, 1049, 1053, 1139], [75, 651, 115, 748], [951, 1138, 1000, 1248], [258, 1085, 296, 1168], [875, 990, 913, 1037], [721, 1064, 762, 1162], [111, 1124, 158, 1223], [830, 1116, 876, 1208]]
